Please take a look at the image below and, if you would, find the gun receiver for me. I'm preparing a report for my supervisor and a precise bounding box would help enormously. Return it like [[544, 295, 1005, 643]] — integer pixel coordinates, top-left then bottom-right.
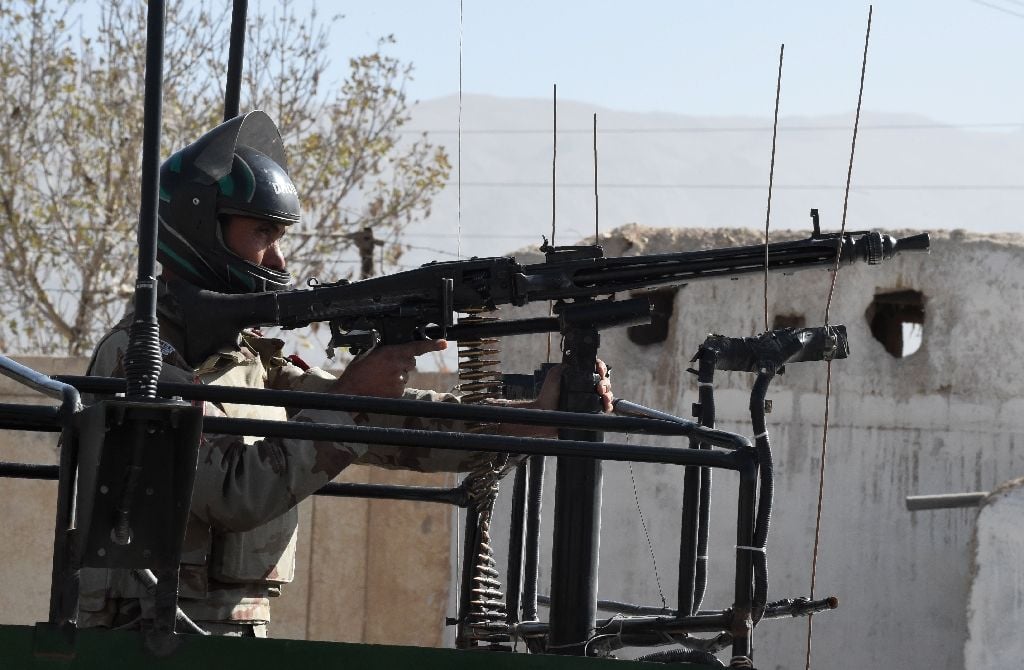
[[165, 230, 929, 366]]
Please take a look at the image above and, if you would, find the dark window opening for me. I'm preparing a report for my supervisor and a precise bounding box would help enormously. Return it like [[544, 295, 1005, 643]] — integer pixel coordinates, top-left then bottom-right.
[[866, 290, 925, 358], [772, 314, 806, 330], [627, 287, 680, 345]]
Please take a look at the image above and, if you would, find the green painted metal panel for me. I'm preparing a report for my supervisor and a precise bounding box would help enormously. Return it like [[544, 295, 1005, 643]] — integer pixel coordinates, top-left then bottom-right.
[[0, 624, 720, 670]]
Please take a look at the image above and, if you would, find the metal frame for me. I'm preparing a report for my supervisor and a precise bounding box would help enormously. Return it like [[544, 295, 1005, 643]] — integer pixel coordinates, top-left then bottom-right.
[[0, 352, 763, 659]]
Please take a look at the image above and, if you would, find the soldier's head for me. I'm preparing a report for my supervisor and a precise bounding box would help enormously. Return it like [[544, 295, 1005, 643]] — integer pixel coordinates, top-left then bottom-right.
[[157, 111, 298, 293]]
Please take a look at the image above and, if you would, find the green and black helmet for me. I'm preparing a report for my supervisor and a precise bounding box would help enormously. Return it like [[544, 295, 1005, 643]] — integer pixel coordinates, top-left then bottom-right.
[[158, 110, 299, 293]]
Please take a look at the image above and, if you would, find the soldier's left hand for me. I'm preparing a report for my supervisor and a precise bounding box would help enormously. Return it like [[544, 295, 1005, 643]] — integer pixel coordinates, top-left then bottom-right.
[[533, 358, 614, 413]]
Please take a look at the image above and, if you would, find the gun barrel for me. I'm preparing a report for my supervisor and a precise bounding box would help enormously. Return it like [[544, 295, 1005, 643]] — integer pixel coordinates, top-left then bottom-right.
[[524, 231, 930, 301], [525, 242, 836, 300], [893, 233, 930, 255]]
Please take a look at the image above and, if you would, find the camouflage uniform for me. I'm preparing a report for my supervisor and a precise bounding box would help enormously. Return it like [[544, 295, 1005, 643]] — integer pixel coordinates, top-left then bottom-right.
[[78, 308, 494, 635]]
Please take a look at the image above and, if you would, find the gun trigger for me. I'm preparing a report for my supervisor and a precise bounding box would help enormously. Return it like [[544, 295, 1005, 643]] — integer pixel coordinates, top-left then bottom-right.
[[330, 329, 380, 354]]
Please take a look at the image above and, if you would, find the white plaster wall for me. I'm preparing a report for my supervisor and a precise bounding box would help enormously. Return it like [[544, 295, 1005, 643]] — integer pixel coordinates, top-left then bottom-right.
[[491, 226, 1024, 670], [963, 478, 1024, 670]]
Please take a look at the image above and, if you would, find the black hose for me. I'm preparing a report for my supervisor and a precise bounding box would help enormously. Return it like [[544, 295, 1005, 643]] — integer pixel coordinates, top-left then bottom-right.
[[693, 354, 716, 612], [635, 648, 725, 667], [748, 369, 775, 624]]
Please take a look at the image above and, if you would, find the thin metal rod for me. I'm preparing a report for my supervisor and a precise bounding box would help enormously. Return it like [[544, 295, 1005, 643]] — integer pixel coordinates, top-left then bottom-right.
[[808, 8, 872, 670], [593, 112, 599, 243], [823, 6, 873, 326], [551, 83, 557, 246], [457, 0, 463, 258], [764, 43, 784, 332], [223, 0, 248, 121], [546, 83, 557, 364]]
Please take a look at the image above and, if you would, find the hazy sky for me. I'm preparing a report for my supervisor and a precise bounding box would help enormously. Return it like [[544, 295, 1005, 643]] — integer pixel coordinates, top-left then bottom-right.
[[281, 0, 1024, 126]]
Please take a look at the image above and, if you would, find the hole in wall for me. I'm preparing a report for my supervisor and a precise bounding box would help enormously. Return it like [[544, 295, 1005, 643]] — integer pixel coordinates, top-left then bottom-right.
[[772, 314, 806, 330], [627, 287, 680, 345], [865, 289, 925, 358]]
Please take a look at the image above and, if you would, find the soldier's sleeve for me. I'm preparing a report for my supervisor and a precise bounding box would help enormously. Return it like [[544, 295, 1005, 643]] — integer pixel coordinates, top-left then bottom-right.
[[89, 330, 369, 534], [262, 350, 505, 476], [351, 387, 507, 474], [266, 357, 338, 394], [189, 408, 366, 533]]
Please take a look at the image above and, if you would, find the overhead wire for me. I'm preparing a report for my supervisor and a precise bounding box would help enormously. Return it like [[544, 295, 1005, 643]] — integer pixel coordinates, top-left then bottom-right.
[[397, 121, 1024, 135], [440, 181, 1024, 191]]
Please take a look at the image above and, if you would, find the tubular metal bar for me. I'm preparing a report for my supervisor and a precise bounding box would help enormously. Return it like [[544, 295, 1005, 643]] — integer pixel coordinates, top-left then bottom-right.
[[517, 613, 734, 638], [0, 403, 750, 469], [49, 424, 79, 624], [527, 594, 838, 637], [520, 455, 545, 622], [0, 404, 62, 432], [223, 0, 248, 121], [0, 358, 81, 419], [678, 457, 701, 615], [535, 594, 838, 619], [0, 460, 468, 506], [613, 399, 747, 450], [613, 400, 695, 428], [314, 481, 468, 505], [505, 463, 529, 626], [536, 594, 675, 616], [0, 462, 58, 480], [731, 458, 758, 660], [56, 376, 746, 444], [905, 492, 987, 510], [455, 505, 481, 647]]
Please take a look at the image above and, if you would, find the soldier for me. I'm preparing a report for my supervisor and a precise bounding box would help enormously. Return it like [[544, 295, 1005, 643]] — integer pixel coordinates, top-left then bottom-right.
[[80, 111, 613, 636]]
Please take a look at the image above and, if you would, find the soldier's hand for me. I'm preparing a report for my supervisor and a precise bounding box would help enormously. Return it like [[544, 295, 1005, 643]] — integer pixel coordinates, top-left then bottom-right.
[[532, 359, 614, 413], [332, 339, 448, 398]]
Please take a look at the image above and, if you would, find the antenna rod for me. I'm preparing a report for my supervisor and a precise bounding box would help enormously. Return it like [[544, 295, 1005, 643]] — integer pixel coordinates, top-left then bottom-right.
[[457, 0, 463, 259], [125, 0, 166, 399], [593, 113, 599, 243], [224, 0, 248, 121], [764, 43, 784, 332], [551, 83, 557, 246], [807, 8, 873, 670]]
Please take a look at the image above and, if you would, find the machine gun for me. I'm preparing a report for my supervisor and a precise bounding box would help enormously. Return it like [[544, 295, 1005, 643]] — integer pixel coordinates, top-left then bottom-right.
[[166, 228, 929, 366]]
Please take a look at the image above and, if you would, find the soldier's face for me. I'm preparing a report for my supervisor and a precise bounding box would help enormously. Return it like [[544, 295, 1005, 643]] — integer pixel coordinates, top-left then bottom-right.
[[224, 216, 288, 271]]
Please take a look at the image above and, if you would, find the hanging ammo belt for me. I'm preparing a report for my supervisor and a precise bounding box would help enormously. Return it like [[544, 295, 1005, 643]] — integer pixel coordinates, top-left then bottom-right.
[[454, 308, 513, 649]]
